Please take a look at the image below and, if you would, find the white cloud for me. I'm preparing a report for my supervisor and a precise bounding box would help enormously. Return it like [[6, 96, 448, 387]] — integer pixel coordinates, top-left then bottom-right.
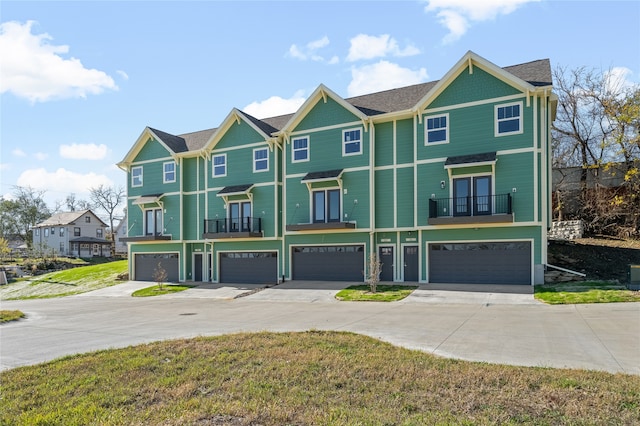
[[287, 36, 336, 63], [347, 61, 428, 97], [116, 70, 129, 80], [243, 91, 307, 119], [16, 168, 113, 195], [59, 143, 109, 160], [346, 34, 420, 62], [34, 152, 48, 161], [424, 0, 540, 43], [0, 163, 10, 171], [604, 67, 637, 94], [0, 20, 117, 102], [12, 148, 26, 157]]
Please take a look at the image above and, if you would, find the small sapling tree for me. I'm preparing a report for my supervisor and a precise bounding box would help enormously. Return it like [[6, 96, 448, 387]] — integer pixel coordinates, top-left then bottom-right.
[[152, 262, 168, 291], [365, 253, 382, 293]]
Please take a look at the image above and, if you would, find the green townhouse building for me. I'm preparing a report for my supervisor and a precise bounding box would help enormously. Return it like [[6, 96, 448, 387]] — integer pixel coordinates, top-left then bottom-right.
[[118, 51, 557, 287]]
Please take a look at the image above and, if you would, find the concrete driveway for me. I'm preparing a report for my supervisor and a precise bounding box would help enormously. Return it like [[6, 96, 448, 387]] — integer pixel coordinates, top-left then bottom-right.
[[1, 281, 638, 375]]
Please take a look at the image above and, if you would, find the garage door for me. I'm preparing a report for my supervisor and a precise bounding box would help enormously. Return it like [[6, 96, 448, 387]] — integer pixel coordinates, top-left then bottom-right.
[[429, 242, 531, 284], [220, 252, 278, 284], [292, 245, 364, 281], [134, 253, 179, 282]]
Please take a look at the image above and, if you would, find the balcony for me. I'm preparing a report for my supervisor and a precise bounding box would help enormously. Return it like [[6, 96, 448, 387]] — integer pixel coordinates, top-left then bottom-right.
[[428, 193, 513, 225], [203, 217, 263, 239], [120, 233, 171, 242], [286, 221, 356, 231]]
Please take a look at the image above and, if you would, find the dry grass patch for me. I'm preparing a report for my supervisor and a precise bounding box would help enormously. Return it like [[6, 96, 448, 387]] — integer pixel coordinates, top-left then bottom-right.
[[0, 309, 25, 323], [2, 331, 639, 425]]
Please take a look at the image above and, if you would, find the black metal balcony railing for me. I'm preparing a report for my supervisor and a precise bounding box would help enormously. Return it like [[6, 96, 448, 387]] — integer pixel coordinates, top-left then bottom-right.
[[203, 217, 262, 235], [429, 193, 512, 219]]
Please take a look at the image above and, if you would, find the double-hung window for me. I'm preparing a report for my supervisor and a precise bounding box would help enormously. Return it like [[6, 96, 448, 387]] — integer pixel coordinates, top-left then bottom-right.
[[425, 114, 448, 144], [495, 102, 523, 136], [212, 154, 226, 177], [292, 137, 309, 162], [163, 161, 176, 183], [131, 166, 143, 187], [343, 128, 362, 156], [313, 189, 340, 223], [74, 227, 81, 236], [145, 208, 163, 236], [253, 148, 268, 172], [96, 228, 103, 238]]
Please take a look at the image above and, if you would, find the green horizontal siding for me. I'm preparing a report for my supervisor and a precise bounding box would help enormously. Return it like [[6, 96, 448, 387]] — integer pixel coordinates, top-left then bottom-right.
[[396, 167, 414, 228], [374, 122, 393, 167], [295, 97, 360, 131], [375, 169, 394, 228], [134, 137, 172, 162], [396, 119, 414, 164], [429, 66, 521, 109]]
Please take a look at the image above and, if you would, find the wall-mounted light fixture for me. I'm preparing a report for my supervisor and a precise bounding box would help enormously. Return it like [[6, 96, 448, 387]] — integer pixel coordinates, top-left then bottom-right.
[[440, 180, 446, 189]]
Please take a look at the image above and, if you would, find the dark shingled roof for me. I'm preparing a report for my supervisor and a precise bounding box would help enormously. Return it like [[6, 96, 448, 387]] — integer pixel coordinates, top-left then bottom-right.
[[301, 169, 344, 181], [504, 59, 552, 87], [148, 127, 188, 153], [445, 152, 497, 166], [217, 184, 254, 195], [145, 58, 551, 153]]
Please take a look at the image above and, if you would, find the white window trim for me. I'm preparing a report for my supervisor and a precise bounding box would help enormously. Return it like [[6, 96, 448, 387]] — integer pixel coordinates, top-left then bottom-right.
[[212, 153, 227, 177], [292, 136, 309, 163], [424, 113, 449, 145], [163, 161, 176, 183], [342, 128, 362, 156], [131, 166, 143, 187], [495, 101, 523, 137], [253, 147, 269, 173]]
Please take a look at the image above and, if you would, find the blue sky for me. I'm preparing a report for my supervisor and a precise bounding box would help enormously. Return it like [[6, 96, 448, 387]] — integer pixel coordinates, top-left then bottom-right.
[[1, 0, 639, 213]]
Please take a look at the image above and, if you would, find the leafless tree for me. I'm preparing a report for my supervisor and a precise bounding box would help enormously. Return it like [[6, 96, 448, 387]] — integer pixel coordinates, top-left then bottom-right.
[[89, 185, 125, 248]]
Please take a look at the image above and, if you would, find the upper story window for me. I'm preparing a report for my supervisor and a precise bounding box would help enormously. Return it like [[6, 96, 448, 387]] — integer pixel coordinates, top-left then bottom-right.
[[313, 188, 341, 223], [343, 128, 362, 156], [97, 228, 103, 238], [44, 228, 49, 237], [60, 227, 64, 236], [495, 102, 523, 136], [426, 114, 449, 144], [212, 154, 226, 177], [163, 161, 176, 183], [35, 228, 40, 236], [292, 136, 309, 163], [253, 148, 269, 172], [85, 216, 91, 223], [131, 166, 143, 187], [51, 227, 55, 235], [74, 227, 81, 237]]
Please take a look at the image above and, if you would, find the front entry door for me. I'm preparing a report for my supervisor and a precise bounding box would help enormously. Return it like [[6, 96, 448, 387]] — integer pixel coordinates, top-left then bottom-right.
[[193, 253, 203, 281], [378, 246, 394, 281], [403, 246, 418, 281]]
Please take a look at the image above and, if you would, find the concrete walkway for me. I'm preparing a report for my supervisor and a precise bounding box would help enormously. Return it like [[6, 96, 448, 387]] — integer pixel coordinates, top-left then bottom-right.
[[1, 281, 638, 375]]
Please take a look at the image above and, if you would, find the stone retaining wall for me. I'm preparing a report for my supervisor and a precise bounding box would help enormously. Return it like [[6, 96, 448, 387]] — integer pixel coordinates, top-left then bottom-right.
[[548, 220, 584, 240]]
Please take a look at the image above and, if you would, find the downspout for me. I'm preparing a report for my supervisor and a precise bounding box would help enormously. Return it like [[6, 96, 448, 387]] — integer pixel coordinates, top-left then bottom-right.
[[369, 118, 375, 282]]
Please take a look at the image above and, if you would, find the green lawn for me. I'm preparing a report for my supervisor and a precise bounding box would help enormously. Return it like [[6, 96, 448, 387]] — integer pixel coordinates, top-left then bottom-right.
[[1, 332, 638, 425], [535, 281, 640, 304], [335, 284, 417, 302], [132, 284, 193, 297], [0, 260, 128, 300], [0, 310, 25, 323]]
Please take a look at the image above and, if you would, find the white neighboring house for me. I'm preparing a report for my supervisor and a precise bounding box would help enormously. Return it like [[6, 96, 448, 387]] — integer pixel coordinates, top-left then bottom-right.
[[31, 209, 112, 257], [113, 209, 128, 256]]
